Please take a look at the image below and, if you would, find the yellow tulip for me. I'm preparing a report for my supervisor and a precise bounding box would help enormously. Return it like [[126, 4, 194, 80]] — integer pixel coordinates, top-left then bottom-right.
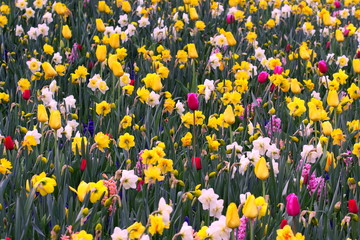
[[226, 203, 240, 228], [254, 157, 269, 180], [49, 110, 62, 130], [96, 18, 105, 32], [321, 121, 333, 136], [327, 90, 339, 107], [353, 59, 360, 73], [62, 25, 72, 39], [290, 78, 301, 94], [122, 1, 131, 13], [187, 43, 198, 59], [108, 54, 118, 71], [37, 104, 48, 123], [224, 105, 235, 125], [96, 45, 107, 62], [42, 62, 58, 79], [255, 197, 268, 219], [112, 61, 124, 77], [225, 32, 237, 46], [335, 29, 344, 42], [308, 102, 321, 122], [243, 195, 258, 219], [109, 33, 120, 49], [189, 8, 199, 21], [322, 12, 333, 26]]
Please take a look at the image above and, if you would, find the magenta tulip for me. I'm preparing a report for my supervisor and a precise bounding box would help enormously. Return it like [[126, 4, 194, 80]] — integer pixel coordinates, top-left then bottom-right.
[[274, 66, 283, 75], [286, 193, 301, 216], [334, 1, 341, 8], [187, 93, 199, 111], [257, 71, 269, 83], [226, 14, 235, 24], [318, 60, 328, 74]]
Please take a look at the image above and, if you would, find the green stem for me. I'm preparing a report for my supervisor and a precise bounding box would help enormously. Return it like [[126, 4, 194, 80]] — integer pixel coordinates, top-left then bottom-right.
[[230, 230, 235, 240], [262, 180, 266, 197], [249, 219, 254, 240]]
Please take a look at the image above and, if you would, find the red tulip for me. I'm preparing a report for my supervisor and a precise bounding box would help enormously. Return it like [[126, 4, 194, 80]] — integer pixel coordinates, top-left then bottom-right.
[[348, 199, 359, 213], [286, 193, 301, 216], [80, 159, 87, 171], [4, 136, 14, 150], [274, 66, 283, 75], [226, 14, 235, 24], [334, 1, 341, 8], [318, 60, 328, 74], [130, 79, 135, 86], [357, 50, 360, 58], [257, 71, 268, 83], [192, 157, 202, 170], [280, 219, 288, 229], [137, 180, 145, 191], [326, 41, 330, 50], [285, 44, 292, 53], [187, 93, 199, 111], [22, 89, 31, 100]]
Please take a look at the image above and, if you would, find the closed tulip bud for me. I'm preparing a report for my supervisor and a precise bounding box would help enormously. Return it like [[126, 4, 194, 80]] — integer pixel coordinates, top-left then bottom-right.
[[37, 104, 48, 123], [334, 1, 341, 8], [122, 1, 131, 12], [321, 121, 333, 136], [224, 32, 237, 46], [290, 78, 301, 94], [254, 157, 269, 180], [274, 66, 283, 74], [280, 219, 288, 229], [308, 102, 321, 122], [318, 60, 328, 74], [335, 29, 344, 42], [191, 157, 201, 170], [187, 43, 198, 59], [22, 89, 31, 100], [112, 61, 124, 77], [357, 50, 360, 58], [226, 14, 235, 24], [62, 25, 72, 39], [98, 1, 106, 12], [96, 45, 107, 62], [353, 59, 360, 73], [42, 62, 58, 79], [187, 93, 199, 110], [49, 110, 62, 130], [258, 71, 268, 83], [224, 105, 235, 124], [226, 203, 240, 228], [286, 193, 301, 216], [343, 28, 350, 37], [348, 199, 359, 213], [4, 136, 15, 150], [80, 159, 87, 171], [109, 33, 120, 49], [327, 90, 339, 107], [189, 7, 199, 21], [243, 195, 258, 219], [96, 18, 105, 32]]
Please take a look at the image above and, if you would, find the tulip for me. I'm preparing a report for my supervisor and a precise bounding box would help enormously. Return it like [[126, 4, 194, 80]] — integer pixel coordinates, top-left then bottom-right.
[[353, 59, 360, 73], [223, 105, 235, 124], [348, 199, 359, 213], [318, 60, 328, 74], [96, 45, 107, 62], [326, 41, 330, 50], [308, 102, 321, 122], [37, 104, 48, 123], [109, 33, 120, 49], [49, 110, 62, 130], [285, 44, 292, 53], [191, 157, 201, 170], [42, 62, 58, 79], [189, 7, 199, 21], [286, 193, 300, 216], [357, 50, 360, 58], [226, 203, 240, 228], [108, 54, 118, 70], [343, 28, 350, 37], [22, 89, 31, 100], [80, 159, 87, 171], [254, 157, 269, 180], [96, 18, 105, 32], [62, 25, 72, 39], [327, 90, 339, 107], [122, 1, 131, 13], [243, 195, 258, 219], [290, 78, 301, 94], [273, 66, 283, 74], [257, 71, 268, 83], [280, 219, 288, 229], [323, 13, 333, 26], [226, 14, 235, 24], [4, 136, 14, 150], [187, 43, 198, 59], [334, 1, 341, 8], [111, 61, 124, 77], [225, 32, 237, 46], [321, 121, 333, 136], [187, 93, 199, 111], [229, 0, 238, 7], [335, 29, 344, 42], [98, 1, 106, 12]]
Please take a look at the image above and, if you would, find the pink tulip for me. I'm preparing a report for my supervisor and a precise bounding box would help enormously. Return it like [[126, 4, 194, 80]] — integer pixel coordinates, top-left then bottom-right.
[[334, 1, 341, 8], [318, 60, 328, 74], [187, 93, 199, 111], [357, 50, 360, 58], [257, 71, 269, 83], [226, 14, 235, 24], [286, 193, 301, 216], [343, 28, 350, 37], [274, 66, 283, 75]]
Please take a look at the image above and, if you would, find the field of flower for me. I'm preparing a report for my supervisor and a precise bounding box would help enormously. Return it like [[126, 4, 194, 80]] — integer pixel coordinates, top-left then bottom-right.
[[0, 0, 360, 239]]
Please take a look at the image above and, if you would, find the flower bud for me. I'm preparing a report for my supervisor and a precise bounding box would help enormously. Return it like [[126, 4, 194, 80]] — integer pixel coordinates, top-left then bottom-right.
[[226, 14, 235, 24], [191, 157, 201, 170], [187, 93, 199, 110], [62, 25, 72, 39], [49, 110, 62, 130], [286, 193, 301, 216], [22, 89, 31, 100], [226, 203, 240, 228], [254, 157, 269, 180], [348, 199, 359, 214], [243, 194, 258, 219], [318, 60, 328, 74], [37, 104, 48, 123], [257, 71, 268, 83], [96, 45, 107, 62]]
